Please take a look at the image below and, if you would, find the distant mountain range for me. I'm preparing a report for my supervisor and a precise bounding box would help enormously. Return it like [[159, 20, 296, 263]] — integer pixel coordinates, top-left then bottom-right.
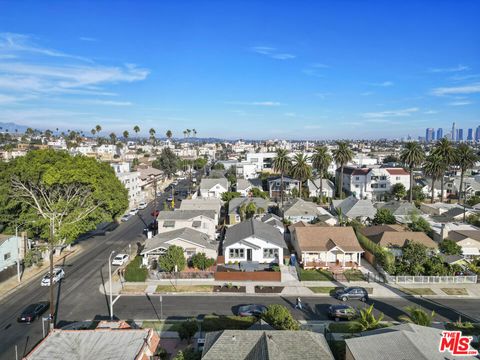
[[0, 122, 29, 133]]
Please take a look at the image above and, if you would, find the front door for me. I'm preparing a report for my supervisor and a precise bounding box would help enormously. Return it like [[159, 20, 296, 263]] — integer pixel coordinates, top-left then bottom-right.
[[247, 249, 252, 261]]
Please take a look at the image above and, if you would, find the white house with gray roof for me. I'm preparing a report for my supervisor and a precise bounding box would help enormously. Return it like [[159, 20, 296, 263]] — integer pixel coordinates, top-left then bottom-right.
[[228, 197, 271, 224], [283, 198, 336, 225], [306, 178, 335, 199], [331, 196, 376, 222], [179, 198, 222, 223], [223, 219, 287, 264], [157, 210, 217, 239], [141, 228, 217, 266], [200, 178, 229, 199]]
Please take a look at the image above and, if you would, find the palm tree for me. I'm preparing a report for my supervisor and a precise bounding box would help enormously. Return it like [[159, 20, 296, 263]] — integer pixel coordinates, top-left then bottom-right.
[[109, 132, 117, 145], [272, 149, 292, 208], [290, 153, 312, 198], [187, 129, 191, 140], [350, 304, 384, 332], [183, 130, 187, 139], [133, 125, 140, 137], [311, 145, 333, 203], [400, 142, 425, 203], [192, 128, 197, 140], [456, 143, 478, 204], [149, 128, 156, 143], [423, 153, 445, 204], [90, 128, 96, 137], [123, 130, 129, 143], [432, 138, 455, 202], [95, 124, 102, 136], [399, 306, 435, 326], [332, 141, 354, 199], [166, 130, 172, 141]]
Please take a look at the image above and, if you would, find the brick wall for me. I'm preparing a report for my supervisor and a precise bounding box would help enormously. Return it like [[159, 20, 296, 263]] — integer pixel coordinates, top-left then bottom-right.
[[214, 271, 281, 282]]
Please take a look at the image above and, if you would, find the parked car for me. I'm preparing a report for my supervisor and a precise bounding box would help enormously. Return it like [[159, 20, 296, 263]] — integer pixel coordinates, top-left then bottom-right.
[[237, 304, 267, 317], [328, 304, 357, 321], [112, 254, 129, 266], [17, 301, 50, 323], [334, 287, 369, 302], [138, 202, 147, 210], [41, 268, 65, 287], [120, 214, 132, 222], [129, 208, 139, 215]]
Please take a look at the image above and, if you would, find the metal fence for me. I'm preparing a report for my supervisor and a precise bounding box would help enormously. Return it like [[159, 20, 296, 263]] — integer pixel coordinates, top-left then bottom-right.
[[384, 275, 478, 284]]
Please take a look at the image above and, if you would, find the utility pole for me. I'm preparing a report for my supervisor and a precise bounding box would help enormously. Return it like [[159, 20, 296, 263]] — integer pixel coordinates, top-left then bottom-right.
[[108, 251, 115, 320], [15, 225, 21, 283], [49, 215, 55, 330], [152, 175, 158, 235]]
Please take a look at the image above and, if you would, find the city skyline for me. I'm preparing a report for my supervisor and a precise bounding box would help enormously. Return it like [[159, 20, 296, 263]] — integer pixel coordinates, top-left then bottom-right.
[[0, 1, 479, 139]]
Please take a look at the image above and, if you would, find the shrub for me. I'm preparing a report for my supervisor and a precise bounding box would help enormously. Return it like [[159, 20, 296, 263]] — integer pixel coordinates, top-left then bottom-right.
[[124, 256, 148, 282], [158, 245, 186, 272], [261, 304, 299, 330], [190, 253, 215, 270], [177, 319, 198, 343]]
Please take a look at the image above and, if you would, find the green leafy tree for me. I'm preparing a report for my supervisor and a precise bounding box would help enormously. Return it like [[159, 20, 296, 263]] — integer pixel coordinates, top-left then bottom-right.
[[423, 153, 445, 203], [467, 195, 480, 206], [193, 157, 207, 171], [350, 304, 384, 332], [173, 348, 201, 360], [399, 306, 435, 326], [221, 191, 241, 203], [332, 141, 354, 199], [152, 148, 179, 178], [391, 183, 407, 201], [158, 245, 186, 272], [383, 154, 399, 164], [177, 319, 199, 344], [407, 211, 432, 235], [432, 138, 455, 202], [272, 149, 292, 208], [400, 142, 425, 203], [456, 143, 478, 204], [212, 163, 225, 170], [245, 202, 257, 219], [290, 153, 312, 198], [249, 187, 268, 199], [261, 304, 299, 330], [311, 145, 333, 203], [190, 253, 215, 270], [439, 239, 462, 256], [373, 208, 396, 225]]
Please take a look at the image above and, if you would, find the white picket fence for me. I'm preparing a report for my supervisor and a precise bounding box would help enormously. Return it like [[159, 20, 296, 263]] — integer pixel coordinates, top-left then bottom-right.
[[384, 275, 477, 284]]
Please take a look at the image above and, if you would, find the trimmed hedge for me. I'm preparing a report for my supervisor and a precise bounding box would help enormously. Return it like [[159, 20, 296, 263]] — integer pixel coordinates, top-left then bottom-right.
[[124, 256, 148, 282], [355, 230, 395, 274]]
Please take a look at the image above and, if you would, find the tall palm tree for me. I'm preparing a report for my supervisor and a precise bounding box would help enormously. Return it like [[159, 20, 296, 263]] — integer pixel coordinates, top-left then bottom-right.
[[133, 125, 140, 137], [95, 124, 102, 136], [332, 141, 354, 199], [192, 128, 197, 140], [399, 306, 435, 326], [311, 145, 333, 203], [183, 130, 187, 139], [90, 128, 96, 137], [423, 153, 445, 203], [109, 132, 117, 145], [149, 128, 156, 143], [400, 142, 425, 203], [123, 130, 129, 142], [166, 130, 172, 141], [290, 153, 312, 198], [187, 129, 191, 139], [432, 138, 455, 202], [272, 149, 292, 208], [456, 143, 478, 204]]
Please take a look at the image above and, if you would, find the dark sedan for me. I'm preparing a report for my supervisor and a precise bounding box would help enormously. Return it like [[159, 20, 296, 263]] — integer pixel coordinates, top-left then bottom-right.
[[328, 304, 357, 321], [236, 304, 267, 317], [17, 301, 49, 323]]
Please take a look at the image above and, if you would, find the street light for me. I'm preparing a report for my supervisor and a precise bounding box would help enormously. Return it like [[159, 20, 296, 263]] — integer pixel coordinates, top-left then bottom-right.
[[108, 250, 116, 321]]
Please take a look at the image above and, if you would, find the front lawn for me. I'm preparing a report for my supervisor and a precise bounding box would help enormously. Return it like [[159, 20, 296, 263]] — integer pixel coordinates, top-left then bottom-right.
[[309, 286, 337, 294], [298, 268, 334, 281], [343, 269, 366, 281], [141, 320, 183, 332], [202, 315, 256, 332], [155, 285, 214, 293], [124, 256, 148, 282], [441, 288, 468, 296], [400, 287, 436, 295]]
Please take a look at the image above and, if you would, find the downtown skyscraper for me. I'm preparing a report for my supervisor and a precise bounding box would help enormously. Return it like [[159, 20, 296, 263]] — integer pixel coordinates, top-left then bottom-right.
[[437, 128, 443, 140], [425, 128, 435, 142]]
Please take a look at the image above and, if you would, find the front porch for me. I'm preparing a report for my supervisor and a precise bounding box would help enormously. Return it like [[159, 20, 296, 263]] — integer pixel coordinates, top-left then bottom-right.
[[300, 248, 363, 271], [303, 260, 359, 271]]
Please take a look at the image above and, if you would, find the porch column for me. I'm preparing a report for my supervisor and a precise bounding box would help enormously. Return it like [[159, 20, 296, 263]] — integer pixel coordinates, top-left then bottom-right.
[[342, 252, 346, 267], [358, 253, 361, 266], [325, 252, 328, 267]]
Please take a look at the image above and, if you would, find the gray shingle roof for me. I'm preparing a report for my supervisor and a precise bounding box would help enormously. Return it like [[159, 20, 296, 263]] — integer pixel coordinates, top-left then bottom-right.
[[228, 197, 271, 215], [346, 324, 476, 360], [200, 178, 229, 190], [141, 227, 216, 254], [332, 196, 376, 219], [25, 329, 152, 360], [157, 210, 216, 220], [283, 198, 324, 217], [236, 179, 253, 191], [224, 219, 287, 248], [202, 330, 334, 360], [375, 201, 416, 216]]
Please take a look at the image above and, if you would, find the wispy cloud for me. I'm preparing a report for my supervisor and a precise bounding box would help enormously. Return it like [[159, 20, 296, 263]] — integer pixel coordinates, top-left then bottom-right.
[[368, 81, 394, 87], [432, 83, 480, 96], [423, 110, 438, 114], [361, 91, 373, 96], [251, 46, 296, 60], [226, 101, 282, 107], [448, 100, 472, 106], [449, 73, 480, 81], [303, 63, 330, 78], [429, 64, 469, 73], [79, 37, 97, 42], [361, 107, 419, 118]]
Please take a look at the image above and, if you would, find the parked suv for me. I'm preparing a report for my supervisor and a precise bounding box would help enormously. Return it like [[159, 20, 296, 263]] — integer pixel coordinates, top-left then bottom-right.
[[334, 287, 369, 302], [328, 304, 357, 321], [41, 268, 65, 286]]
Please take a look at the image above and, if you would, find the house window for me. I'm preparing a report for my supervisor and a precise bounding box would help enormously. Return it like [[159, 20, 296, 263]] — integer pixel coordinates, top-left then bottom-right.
[[371, 176, 378, 180], [396, 176, 401, 180], [229, 248, 244, 259], [4, 252, 11, 261], [371, 184, 378, 189], [263, 248, 278, 259], [380, 176, 387, 180], [355, 185, 359, 188], [185, 248, 196, 257], [355, 176, 360, 180], [380, 184, 387, 188]]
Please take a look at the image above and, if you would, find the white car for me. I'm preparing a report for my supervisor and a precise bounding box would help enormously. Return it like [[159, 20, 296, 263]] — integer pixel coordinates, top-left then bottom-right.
[[41, 268, 65, 286], [120, 214, 132, 222], [129, 208, 139, 215], [138, 202, 147, 210], [112, 254, 129, 266]]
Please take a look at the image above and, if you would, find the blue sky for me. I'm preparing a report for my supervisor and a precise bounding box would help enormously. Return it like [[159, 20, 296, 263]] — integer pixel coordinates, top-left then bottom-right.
[[0, 1, 479, 140]]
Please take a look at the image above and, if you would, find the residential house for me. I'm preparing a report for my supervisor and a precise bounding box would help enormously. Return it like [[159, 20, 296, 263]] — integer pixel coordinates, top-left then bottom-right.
[[268, 176, 300, 199], [420, 202, 464, 216], [345, 323, 476, 360], [290, 226, 364, 269], [0, 234, 20, 271], [446, 229, 480, 259], [261, 213, 285, 234], [137, 166, 164, 201], [179, 198, 222, 223], [110, 162, 141, 208], [283, 198, 336, 225], [202, 330, 334, 360], [337, 166, 410, 200], [418, 178, 449, 201], [24, 327, 159, 360], [200, 178, 229, 199], [223, 219, 287, 264], [374, 201, 417, 223], [236, 161, 258, 180], [331, 196, 377, 222], [360, 225, 437, 256], [228, 197, 271, 225], [141, 228, 217, 266], [157, 210, 217, 239], [306, 178, 335, 199], [235, 178, 262, 197], [431, 207, 475, 223]]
